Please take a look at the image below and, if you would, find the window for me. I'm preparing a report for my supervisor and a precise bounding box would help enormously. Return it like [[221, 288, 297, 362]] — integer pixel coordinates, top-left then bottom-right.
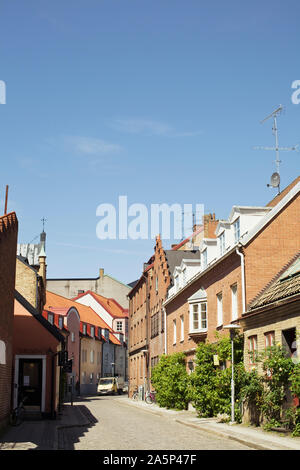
[[116, 321, 123, 332], [90, 326, 95, 338], [90, 350, 94, 363], [234, 218, 240, 243], [78, 290, 85, 295], [173, 320, 177, 345], [265, 331, 275, 349], [189, 302, 208, 333], [219, 232, 225, 256], [217, 293, 223, 327], [58, 316, 63, 329], [0, 340, 6, 365], [48, 313, 54, 325], [192, 304, 199, 331], [82, 324, 87, 335], [200, 303, 207, 329], [155, 276, 158, 294], [248, 335, 258, 365], [180, 315, 184, 342], [151, 313, 159, 338], [161, 309, 165, 333], [90, 373, 94, 384], [202, 249, 207, 270], [71, 332, 75, 342], [231, 284, 238, 321], [282, 328, 297, 360]]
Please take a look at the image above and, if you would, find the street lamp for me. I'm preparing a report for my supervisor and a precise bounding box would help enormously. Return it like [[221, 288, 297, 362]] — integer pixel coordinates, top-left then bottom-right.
[[223, 324, 241, 424]]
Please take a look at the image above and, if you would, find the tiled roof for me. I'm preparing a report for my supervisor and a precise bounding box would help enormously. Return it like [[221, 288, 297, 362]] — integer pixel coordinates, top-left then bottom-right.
[[266, 176, 300, 208], [249, 252, 300, 310], [0, 211, 18, 234], [72, 290, 128, 318], [45, 291, 121, 345]]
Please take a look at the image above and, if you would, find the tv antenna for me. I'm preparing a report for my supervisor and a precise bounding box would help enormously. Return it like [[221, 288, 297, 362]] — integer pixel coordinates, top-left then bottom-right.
[[253, 104, 298, 194]]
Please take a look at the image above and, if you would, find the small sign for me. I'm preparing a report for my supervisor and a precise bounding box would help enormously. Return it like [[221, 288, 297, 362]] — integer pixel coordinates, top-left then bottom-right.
[[213, 355, 219, 366], [23, 376, 30, 386]]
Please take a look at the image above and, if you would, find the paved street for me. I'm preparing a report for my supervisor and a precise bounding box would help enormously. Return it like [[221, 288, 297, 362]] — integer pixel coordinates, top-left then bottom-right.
[[58, 395, 251, 450]]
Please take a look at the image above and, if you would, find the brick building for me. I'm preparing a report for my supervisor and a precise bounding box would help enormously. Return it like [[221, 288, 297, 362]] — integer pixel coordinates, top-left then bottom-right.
[[241, 251, 300, 373], [164, 177, 300, 372], [128, 233, 202, 397], [0, 211, 18, 431]]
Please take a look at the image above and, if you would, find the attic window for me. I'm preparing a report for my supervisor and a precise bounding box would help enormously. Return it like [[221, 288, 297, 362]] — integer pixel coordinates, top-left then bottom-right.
[[78, 290, 85, 295]]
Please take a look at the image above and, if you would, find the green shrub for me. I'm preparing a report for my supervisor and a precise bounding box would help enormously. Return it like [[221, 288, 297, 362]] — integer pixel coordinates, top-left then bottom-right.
[[151, 352, 189, 410]]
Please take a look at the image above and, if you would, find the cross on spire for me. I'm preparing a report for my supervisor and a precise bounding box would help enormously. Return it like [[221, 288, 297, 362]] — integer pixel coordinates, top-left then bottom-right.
[[41, 217, 47, 232]]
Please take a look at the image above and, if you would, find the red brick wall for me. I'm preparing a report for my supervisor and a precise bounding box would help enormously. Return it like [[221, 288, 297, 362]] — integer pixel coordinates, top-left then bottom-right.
[[166, 251, 242, 362], [244, 192, 300, 306], [0, 213, 18, 430]]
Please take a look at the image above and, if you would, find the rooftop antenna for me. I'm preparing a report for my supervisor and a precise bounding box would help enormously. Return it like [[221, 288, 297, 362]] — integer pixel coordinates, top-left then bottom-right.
[[253, 104, 299, 194]]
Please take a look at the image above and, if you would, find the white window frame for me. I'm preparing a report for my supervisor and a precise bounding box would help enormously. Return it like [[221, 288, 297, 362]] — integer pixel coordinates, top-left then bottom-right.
[[71, 332, 75, 342], [82, 324, 87, 335], [189, 301, 207, 334], [90, 326, 95, 338], [48, 312, 54, 325], [234, 218, 240, 243], [58, 316, 63, 329], [173, 320, 177, 345], [217, 293, 223, 327], [180, 315, 184, 342], [231, 284, 238, 321], [116, 321, 123, 332]]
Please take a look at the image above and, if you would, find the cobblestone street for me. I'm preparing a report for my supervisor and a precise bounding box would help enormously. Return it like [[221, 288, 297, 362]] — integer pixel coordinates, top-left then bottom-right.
[[57, 395, 251, 450]]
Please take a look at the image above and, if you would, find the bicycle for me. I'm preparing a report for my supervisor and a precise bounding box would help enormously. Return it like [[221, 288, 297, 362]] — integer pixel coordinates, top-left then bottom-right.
[[145, 390, 156, 404], [132, 388, 139, 400], [10, 396, 27, 426]]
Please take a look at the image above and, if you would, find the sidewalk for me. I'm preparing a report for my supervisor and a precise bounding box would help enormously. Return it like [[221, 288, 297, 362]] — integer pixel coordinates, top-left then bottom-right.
[[0, 403, 92, 450], [117, 396, 300, 451]]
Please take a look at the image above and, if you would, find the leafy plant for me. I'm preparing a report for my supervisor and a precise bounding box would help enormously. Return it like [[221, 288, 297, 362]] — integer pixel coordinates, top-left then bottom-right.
[[151, 352, 189, 410]]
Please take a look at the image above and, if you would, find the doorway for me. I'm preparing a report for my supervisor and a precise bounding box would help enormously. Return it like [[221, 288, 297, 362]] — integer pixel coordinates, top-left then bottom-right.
[[18, 358, 42, 410]]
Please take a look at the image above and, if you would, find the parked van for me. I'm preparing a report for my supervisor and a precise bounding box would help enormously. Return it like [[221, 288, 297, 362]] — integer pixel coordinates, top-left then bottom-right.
[[97, 377, 125, 395]]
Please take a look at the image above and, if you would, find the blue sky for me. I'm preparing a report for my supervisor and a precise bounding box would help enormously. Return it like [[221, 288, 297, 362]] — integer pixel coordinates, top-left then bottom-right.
[[0, 0, 299, 285]]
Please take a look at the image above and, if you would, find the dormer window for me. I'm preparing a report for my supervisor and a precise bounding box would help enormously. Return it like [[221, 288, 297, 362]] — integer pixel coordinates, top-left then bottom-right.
[[82, 323, 87, 335], [58, 316, 63, 329], [219, 232, 225, 256], [90, 326, 95, 338], [234, 218, 240, 243]]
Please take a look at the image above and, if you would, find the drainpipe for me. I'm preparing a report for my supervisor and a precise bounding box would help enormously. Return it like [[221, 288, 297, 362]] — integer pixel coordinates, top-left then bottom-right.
[[236, 245, 246, 314], [163, 306, 167, 355]]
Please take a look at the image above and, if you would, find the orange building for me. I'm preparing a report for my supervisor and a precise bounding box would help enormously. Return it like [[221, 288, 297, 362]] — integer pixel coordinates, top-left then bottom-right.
[[13, 291, 65, 419]]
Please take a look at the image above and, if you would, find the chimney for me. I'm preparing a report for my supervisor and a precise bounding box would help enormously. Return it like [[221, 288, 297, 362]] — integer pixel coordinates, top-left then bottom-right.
[[203, 213, 218, 238], [99, 268, 104, 278]]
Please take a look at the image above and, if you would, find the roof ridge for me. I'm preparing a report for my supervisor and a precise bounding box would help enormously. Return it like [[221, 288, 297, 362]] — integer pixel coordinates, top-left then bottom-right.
[[249, 249, 300, 308]]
